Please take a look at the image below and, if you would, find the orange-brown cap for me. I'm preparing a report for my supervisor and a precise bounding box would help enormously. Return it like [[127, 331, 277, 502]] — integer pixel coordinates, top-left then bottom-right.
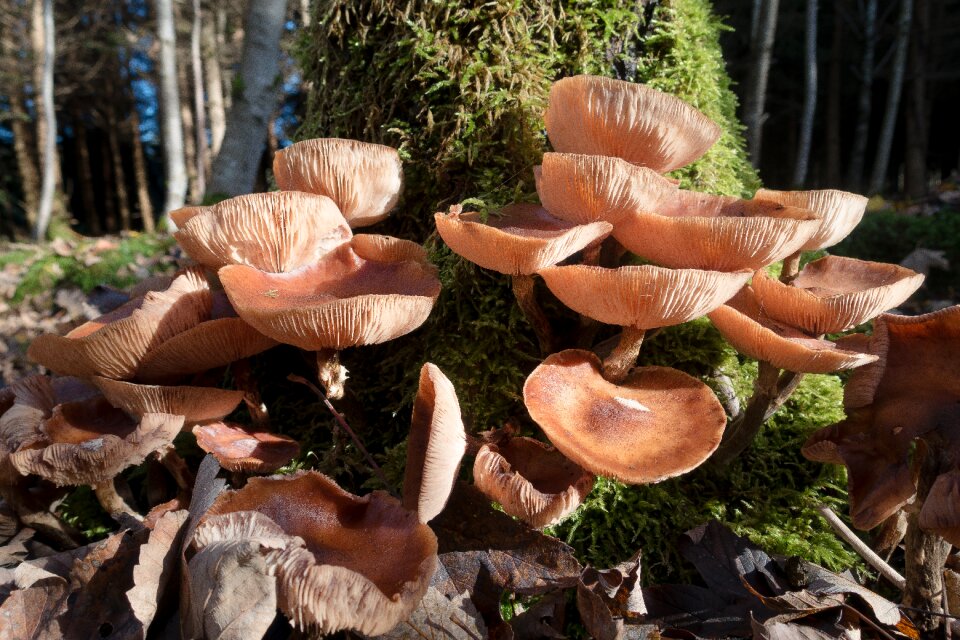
[[272, 138, 403, 228], [219, 243, 440, 351], [192, 422, 299, 473], [708, 287, 879, 373], [473, 435, 594, 528], [199, 471, 437, 634], [754, 188, 868, 251], [402, 363, 466, 524], [751, 256, 925, 335], [523, 350, 726, 483], [544, 76, 721, 172], [92, 377, 243, 426], [538, 263, 750, 330], [173, 192, 352, 272], [434, 203, 612, 275]]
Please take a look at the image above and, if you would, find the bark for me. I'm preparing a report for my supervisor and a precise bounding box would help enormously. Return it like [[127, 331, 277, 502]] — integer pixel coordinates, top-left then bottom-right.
[[101, 134, 118, 233], [207, 0, 288, 198], [743, 0, 780, 164], [216, 5, 232, 112], [825, 0, 843, 186], [177, 40, 199, 204], [191, 0, 208, 195], [74, 119, 100, 235], [301, 0, 311, 26], [904, 0, 929, 200], [847, 0, 876, 191], [202, 1, 227, 157], [106, 105, 132, 231], [32, 0, 57, 241], [867, 0, 913, 195], [9, 85, 40, 229], [792, 0, 818, 188], [130, 110, 155, 233], [156, 0, 188, 224]]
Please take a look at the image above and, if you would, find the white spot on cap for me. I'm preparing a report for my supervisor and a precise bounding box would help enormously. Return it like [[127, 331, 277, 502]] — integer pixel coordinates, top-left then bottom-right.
[[80, 438, 105, 451], [614, 396, 650, 412]]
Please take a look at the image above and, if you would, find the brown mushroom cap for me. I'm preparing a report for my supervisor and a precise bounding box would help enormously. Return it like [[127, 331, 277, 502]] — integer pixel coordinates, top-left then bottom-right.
[[473, 436, 595, 528], [192, 422, 300, 473], [92, 377, 244, 425], [523, 350, 726, 483], [919, 468, 960, 546], [350, 234, 428, 264], [219, 243, 440, 351], [614, 191, 820, 271], [434, 204, 613, 275], [708, 288, 879, 373], [203, 471, 437, 634], [538, 263, 750, 329], [28, 268, 211, 380], [753, 188, 868, 251], [173, 192, 352, 272], [751, 256, 925, 335], [544, 75, 721, 172], [272, 138, 403, 228], [402, 363, 466, 524], [537, 152, 671, 226]]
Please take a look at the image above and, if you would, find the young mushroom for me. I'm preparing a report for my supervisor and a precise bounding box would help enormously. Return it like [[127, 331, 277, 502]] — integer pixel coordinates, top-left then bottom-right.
[[192, 422, 299, 474]]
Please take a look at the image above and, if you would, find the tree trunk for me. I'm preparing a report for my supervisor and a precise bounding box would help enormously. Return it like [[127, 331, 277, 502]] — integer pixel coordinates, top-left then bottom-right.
[[207, 0, 288, 198], [156, 0, 188, 224], [846, 0, 876, 191], [904, 0, 929, 200], [74, 119, 100, 235], [32, 0, 58, 241], [101, 134, 118, 233], [743, 0, 780, 164], [177, 40, 199, 204], [825, 0, 843, 186], [130, 110, 155, 233], [216, 5, 232, 112], [9, 88, 40, 230], [191, 0, 208, 196], [868, 0, 913, 195], [792, 0, 818, 188], [106, 106, 132, 231], [301, 0, 311, 26], [202, 1, 227, 158]]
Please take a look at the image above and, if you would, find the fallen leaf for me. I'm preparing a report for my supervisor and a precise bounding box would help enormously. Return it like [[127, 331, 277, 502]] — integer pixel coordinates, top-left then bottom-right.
[[127, 509, 190, 634], [510, 591, 566, 639]]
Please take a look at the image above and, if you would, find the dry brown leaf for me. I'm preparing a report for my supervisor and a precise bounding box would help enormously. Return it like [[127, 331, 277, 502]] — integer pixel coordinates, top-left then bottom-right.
[[373, 565, 487, 639], [126, 509, 190, 633]]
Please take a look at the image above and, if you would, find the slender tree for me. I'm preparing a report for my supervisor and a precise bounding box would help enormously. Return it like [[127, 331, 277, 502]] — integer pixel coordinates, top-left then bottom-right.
[[32, 0, 57, 240], [743, 0, 780, 163], [792, 0, 818, 187], [202, 0, 226, 157], [157, 0, 188, 225], [846, 0, 877, 191], [130, 110, 155, 232], [191, 0, 208, 195]]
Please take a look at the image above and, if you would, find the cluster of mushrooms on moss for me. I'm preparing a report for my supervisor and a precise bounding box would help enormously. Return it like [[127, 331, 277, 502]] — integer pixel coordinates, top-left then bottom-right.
[[0, 75, 956, 637]]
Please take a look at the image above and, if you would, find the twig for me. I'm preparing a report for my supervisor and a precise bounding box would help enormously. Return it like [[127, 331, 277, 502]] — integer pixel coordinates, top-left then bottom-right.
[[816, 504, 906, 590], [288, 374, 397, 496]]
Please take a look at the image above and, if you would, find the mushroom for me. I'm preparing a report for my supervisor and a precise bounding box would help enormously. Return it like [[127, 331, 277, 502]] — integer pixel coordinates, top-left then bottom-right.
[[91, 377, 244, 426], [192, 422, 299, 474], [544, 75, 721, 172], [753, 188, 868, 253], [523, 350, 726, 484]]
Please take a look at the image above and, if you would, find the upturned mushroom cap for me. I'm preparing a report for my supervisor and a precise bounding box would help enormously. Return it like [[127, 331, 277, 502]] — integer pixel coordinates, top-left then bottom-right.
[[92, 377, 244, 425], [538, 263, 750, 329], [544, 75, 721, 172], [201, 471, 437, 635], [219, 242, 440, 351], [751, 256, 925, 335], [172, 191, 352, 272], [708, 287, 879, 373], [28, 268, 211, 380], [753, 188, 868, 251], [614, 190, 820, 271], [473, 436, 594, 528], [537, 153, 671, 226], [402, 363, 466, 524], [434, 203, 612, 275], [192, 422, 300, 473], [523, 350, 726, 483], [919, 468, 960, 546], [272, 138, 403, 228]]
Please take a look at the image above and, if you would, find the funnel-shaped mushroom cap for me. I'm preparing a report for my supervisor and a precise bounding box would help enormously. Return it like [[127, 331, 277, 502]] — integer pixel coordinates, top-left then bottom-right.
[[192, 422, 300, 473], [92, 377, 244, 425], [272, 138, 403, 228], [919, 469, 960, 546], [28, 269, 211, 380], [10, 402, 184, 486], [537, 153, 672, 226], [544, 75, 721, 172], [708, 288, 879, 373], [434, 204, 612, 276], [202, 471, 437, 634], [752, 256, 925, 335], [350, 234, 427, 264], [173, 192, 352, 272], [402, 363, 466, 524], [523, 350, 726, 483], [614, 191, 819, 271], [539, 264, 750, 329], [219, 243, 441, 351], [0, 376, 99, 453], [473, 436, 595, 528], [754, 188, 868, 251]]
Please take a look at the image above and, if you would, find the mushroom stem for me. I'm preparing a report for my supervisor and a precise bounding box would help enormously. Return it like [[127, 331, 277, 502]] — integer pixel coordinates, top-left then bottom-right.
[[315, 349, 348, 399], [904, 446, 952, 635], [779, 250, 803, 284], [511, 274, 555, 354], [233, 358, 270, 428], [710, 360, 783, 466], [601, 327, 646, 383], [157, 446, 194, 491], [93, 480, 143, 524]]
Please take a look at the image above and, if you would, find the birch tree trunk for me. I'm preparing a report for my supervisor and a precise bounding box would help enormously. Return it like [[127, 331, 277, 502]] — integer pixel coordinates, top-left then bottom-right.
[[191, 0, 208, 196], [202, 1, 226, 158], [156, 0, 188, 225], [743, 0, 780, 164], [792, 0, 818, 187], [32, 0, 57, 241], [130, 110, 156, 233], [207, 0, 288, 198], [846, 0, 876, 191], [868, 0, 913, 195]]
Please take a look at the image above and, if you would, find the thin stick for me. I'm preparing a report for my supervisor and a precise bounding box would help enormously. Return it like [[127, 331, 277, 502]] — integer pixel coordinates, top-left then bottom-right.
[[288, 374, 397, 496], [816, 504, 906, 590], [93, 480, 143, 524]]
